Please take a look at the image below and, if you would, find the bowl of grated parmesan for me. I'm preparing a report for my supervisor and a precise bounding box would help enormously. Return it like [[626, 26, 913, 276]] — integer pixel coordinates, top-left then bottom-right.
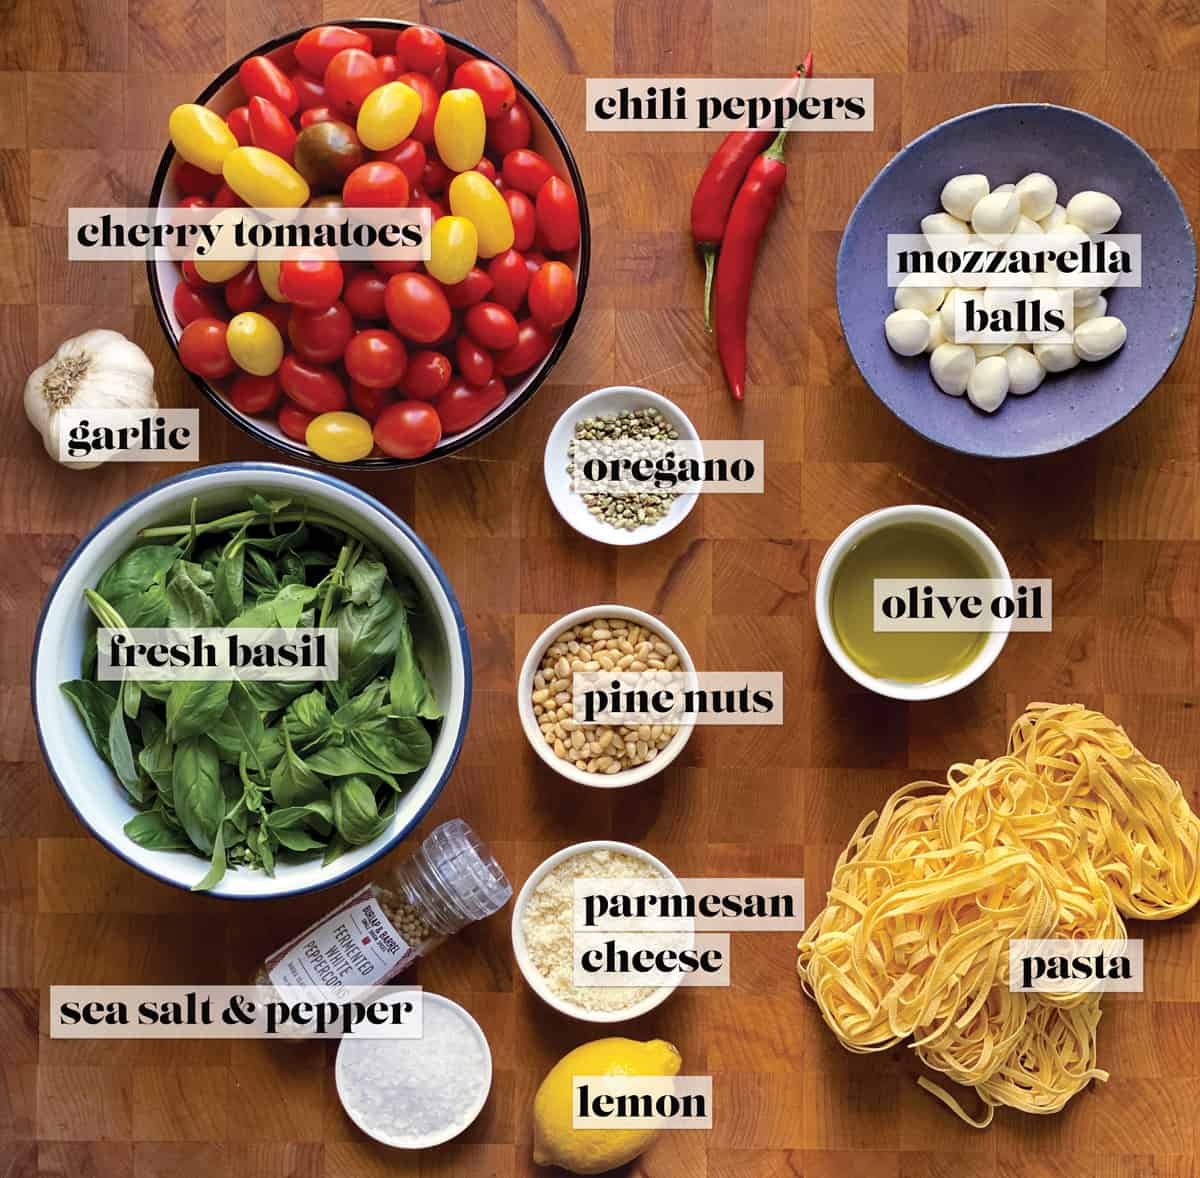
[[512, 841, 693, 1022]]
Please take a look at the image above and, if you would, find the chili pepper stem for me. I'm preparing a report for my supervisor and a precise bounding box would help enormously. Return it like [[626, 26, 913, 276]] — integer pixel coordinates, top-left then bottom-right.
[[700, 244, 717, 332], [765, 125, 791, 163]]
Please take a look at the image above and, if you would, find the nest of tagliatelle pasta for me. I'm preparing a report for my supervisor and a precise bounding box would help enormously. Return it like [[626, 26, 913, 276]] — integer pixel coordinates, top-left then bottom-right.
[[797, 703, 1200, 1127]]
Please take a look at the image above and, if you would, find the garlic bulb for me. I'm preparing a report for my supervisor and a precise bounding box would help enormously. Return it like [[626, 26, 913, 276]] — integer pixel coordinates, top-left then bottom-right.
[[24, 330, 156, 469]]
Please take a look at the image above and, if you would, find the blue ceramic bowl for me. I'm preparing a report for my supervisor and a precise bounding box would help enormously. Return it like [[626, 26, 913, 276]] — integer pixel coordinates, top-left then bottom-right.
[[837, 104, 1197, 457]]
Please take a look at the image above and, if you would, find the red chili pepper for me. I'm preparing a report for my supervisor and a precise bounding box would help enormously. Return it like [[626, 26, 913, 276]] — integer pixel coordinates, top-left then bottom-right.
[[690, 53, 811, 330], [713, 126, 792, 401]]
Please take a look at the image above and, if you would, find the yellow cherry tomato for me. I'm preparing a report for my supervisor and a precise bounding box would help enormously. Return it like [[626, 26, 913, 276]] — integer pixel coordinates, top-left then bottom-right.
[[192, 208, 253, 283], [223, 146, 310, 209], [169, 103, 237, 174], [256, 256, 288, 302], [306, 412, 375, 463], [433, 88, 486, 173], [226, 311, 283, 376], [447, 171, 514, 258], [356, 81, 422, 151], [426, 215, 478, 285]]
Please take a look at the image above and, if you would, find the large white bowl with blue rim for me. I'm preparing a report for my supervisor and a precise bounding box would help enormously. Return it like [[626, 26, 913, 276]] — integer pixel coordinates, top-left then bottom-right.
[[31, 462, 471, 898]]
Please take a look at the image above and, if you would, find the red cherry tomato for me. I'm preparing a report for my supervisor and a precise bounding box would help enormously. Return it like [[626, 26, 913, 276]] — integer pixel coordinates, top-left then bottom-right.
[[527, 261, 577, 330], [374, 138, 426, 186], [175, 160, 222, 197], [374, 256, 420, 276], [455, 333, 494, 386], [487, 103, 531, 155], [278, 354, 348, 413], [178, 317, 235, 379], [323, 48, 382, 117], [173, 282, 224, 327], [443, 267, 493, 309], [349, 379, 397, 421], [278, 255, 344, 309], [473, 158, 497, 182], [346, 328, 407, 388], [291, 72, 328, 111], [299, 105, 338, 128], [226, 105, 252, 146], [247, 96, 297, 161], [238, 55, 299, 118], [181, 257, 208, 289], [342, 160, 410, 207], [429, 62, 448, 93], [257, 301, 291, 336], [295, 25, 374, 75], [535, 176, 580, 252], [224, 265, 265, 314], [278, 402, 317, 441], [211, 183, 245, 208], [374, 399, 442, 458], [503, 189, 536, 251], [343, 269, 389, 319], [434, 377, 506, 434], [178, 195, 210, 210], [288, 300, 353, 363], [464, 301, 519, 350], [396, 26, 447, 73], [384, 273, 451, 344], [501, 148, 555, 195], [401, 349, 452, 400], [420, 157, 451, 195], [230, 371, 282, 415], [452, 59, 516, 118], [495, 319, 553, 376], [487, 249, 530, 312], [410, 191, 446, 221], [376, 53, 399, 83], [396, 72, 438, 145]]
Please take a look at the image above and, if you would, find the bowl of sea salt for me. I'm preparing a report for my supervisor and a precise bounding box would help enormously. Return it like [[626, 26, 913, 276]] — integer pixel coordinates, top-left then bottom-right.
[[335, 993, 492, 1149]]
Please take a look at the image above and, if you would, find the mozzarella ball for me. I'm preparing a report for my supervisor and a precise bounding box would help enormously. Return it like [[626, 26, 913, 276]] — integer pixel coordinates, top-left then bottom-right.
[[885, 308, 931, 356], [930, 343, 975, 397], [1066, 190, 1121, 235], [941, 173, 990, 221], [1073, 315, 1127, 361], [967, 355, 1010, 413], [1039, 203, 1068, 231], [894, 274, 946, 314], [971, 191, 1021, 242], [974, 342, 1009, 358], [1004, 345, 1046, 395], [1014, 215, 1044, 237], [938, 289, 973, 342], [1074, 293, 1107, 325], [926, 312, 947, 352], [921, 212, 971, 248], [1015, 172, 1058, 221], [1034, 341, 1080, 372], [993, 183, 1015, 195]]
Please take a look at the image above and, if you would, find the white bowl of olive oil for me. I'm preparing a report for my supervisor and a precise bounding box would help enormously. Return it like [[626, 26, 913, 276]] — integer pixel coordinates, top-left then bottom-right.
[[814, 506, 1011, 701]]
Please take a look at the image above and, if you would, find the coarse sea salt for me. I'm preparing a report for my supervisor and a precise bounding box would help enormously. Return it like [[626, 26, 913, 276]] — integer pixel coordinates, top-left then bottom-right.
[[336, 995, 492, 1149]]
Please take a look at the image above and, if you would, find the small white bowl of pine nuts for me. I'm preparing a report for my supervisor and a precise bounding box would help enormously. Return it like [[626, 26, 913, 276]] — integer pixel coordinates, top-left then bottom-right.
[[517, 605, 697, 788]]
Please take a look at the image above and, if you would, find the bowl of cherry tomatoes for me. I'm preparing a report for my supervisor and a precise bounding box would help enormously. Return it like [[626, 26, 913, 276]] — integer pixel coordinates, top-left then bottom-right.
[[148, 20, 588, 467]]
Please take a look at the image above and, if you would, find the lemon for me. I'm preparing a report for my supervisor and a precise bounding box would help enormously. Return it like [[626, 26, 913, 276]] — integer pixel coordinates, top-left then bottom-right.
[[532, 1037, 681, 1174]]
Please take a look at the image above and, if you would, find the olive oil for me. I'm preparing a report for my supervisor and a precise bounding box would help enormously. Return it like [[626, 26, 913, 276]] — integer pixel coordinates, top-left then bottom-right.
[[830, 522, 988, 683]]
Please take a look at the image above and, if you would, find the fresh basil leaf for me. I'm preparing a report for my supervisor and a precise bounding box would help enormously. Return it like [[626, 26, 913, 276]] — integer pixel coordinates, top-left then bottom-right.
[[284, 690, 333, 747], [270, 729, 327, 807], [138, 728, 175, 798], [388, 609, 441, 720], [213, 545, 245, 623], [209, 680, 266, 771], [347, 556, 388, 606], [273, 827, 326, 852], [96, 545, 180, 605], [269, 800, 333, 833], [108, 695, 145, 803], [332, 679, 389, 731], [346, 718, 432, 775], [193, 818, 227, 891], [173, 735, 223, 854], [305, 744, 397, 785], [124, 810, 192, 851], [61, 679, 116, 764], [271, 582, 319, 629], [323, 833, 349, 866], [166, 679, 232, 743], [331, 776, 389, 845], [334, 583, 406, 698], [165, 560, 218, 628]]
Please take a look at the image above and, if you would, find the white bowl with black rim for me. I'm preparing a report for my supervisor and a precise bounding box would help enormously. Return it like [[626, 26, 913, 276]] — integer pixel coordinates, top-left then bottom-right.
[[146, 20, 590, 470], [30, 462, 471, 898]]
